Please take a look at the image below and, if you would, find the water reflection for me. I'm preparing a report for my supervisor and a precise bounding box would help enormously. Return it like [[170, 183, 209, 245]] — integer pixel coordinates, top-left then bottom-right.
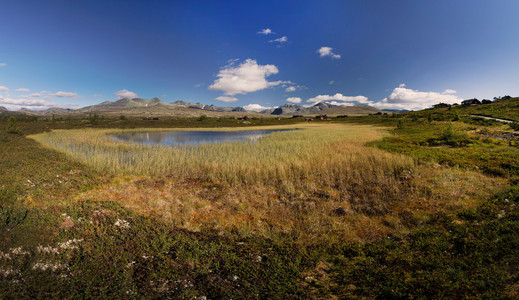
[[112, 130, 292, 146]]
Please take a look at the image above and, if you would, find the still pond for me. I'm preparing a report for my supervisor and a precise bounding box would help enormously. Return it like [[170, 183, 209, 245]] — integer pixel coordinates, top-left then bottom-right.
[[111, 129, 293, 146]]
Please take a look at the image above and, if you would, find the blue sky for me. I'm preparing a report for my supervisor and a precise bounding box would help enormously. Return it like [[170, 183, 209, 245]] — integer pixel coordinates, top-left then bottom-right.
[[1, 0, 518, 111]]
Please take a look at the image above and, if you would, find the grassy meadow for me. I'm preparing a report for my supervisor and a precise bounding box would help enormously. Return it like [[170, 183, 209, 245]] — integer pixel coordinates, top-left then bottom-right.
[[2, 107, 519, 298], [30, 124, 417, 241]]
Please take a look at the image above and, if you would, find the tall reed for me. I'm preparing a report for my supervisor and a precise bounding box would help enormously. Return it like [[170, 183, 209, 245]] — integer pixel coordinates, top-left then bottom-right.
[[31, 124, 414, 216], [29, 124, 505, 242]]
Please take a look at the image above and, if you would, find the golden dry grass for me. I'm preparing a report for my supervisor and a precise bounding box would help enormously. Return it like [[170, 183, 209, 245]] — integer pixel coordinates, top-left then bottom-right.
[[30, 124, 506, 242]]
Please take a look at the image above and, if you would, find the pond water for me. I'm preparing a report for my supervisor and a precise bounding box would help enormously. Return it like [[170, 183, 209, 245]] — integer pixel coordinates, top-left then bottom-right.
[[111, 129, 292, 146]]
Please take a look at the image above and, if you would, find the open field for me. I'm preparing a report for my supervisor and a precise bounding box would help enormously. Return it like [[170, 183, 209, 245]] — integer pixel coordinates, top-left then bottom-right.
[[1, 114, 519, 298]]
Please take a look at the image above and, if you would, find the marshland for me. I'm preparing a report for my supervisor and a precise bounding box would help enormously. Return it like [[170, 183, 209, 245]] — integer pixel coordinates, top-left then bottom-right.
[[2, 98, 519, 298]]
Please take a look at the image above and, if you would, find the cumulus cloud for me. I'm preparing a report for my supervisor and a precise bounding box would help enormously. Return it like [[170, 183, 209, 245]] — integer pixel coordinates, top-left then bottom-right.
[[374, 84, 462, 110], [53, 91, 78, 98], [0, 63, 6, 67], [0, 97, 48, 106], [16, 88, 29, 92], [115, 89, 138, 99], [243, 103, 272, 112], [0, 89, 82, 110], [286, 97, 302, 104], [0, 86, 9, 92], [307, 93, 371, 105], [285, 86, 296, 92], [16, 90, 80, 100], [258, 28, 274, 35], [215, 96, 238, 103], [269, 36, 287, 43], [329, 80, 335, 85], [0, 94, 58, 111], [20, 93, 42, 99], [209, 59, 283, 99], [317, 47, 341, 59]]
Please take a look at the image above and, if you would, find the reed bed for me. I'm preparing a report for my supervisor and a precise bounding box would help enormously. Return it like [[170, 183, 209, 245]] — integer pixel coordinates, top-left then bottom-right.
[[30, 124, 505, 241], [31, 124, 410, 190]]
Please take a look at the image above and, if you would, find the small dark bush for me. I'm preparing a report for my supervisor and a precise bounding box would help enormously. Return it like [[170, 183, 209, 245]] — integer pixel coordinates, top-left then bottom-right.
[[6, 116, 22, 135], [433, 124, 472, 147]]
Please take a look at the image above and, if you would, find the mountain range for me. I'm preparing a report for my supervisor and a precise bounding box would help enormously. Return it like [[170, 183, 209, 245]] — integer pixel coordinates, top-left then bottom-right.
[[1, 97, 383, 117]]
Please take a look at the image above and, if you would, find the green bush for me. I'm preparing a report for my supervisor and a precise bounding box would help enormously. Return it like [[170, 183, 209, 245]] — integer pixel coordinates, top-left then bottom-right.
[[6, 116, 22, 135], [437, 124, 471, 147], [452, 111, 460, 121]]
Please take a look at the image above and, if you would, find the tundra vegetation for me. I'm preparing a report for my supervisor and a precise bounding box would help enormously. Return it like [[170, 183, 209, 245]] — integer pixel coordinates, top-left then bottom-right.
[[1, 98, 519, 298]]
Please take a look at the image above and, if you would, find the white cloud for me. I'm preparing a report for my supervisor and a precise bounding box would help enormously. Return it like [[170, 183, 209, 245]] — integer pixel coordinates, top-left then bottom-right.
[[269, 36, 287, 43], [258, 28, 274, 35], [307, 93, 371, 105], [285, 86, 296, 92], [0, 86, 9, 92], [443, 89, 457, 94], [53, 91, 78, 98], [115, 89, 138, 99], [286, 97, 302, 104], [317, 47, 341, 59], [193, 83, 204, 88], [16, 88, 29, 92], [19, 90, 77, 100], [0, 94, 58, 111], [20, 93, 42, 99], [0, 89, 82, 111], [93, 94, 103, 98], [209, 59, 282, 97], [215, 96, 238, 103], [325, 101, 355, 107], [243, 103, 272, 112], [0, 63, 6, 67], [0, 98, 47, 106], [329, 80, 335, 85], [374, 84, 462, 110]]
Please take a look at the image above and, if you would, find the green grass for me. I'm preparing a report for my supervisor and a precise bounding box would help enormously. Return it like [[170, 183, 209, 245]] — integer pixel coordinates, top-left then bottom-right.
[[338, 113, 519, 177], [372, 121, 519, 177], [402, 97, 519, 122], [1, 115, 519, 298]]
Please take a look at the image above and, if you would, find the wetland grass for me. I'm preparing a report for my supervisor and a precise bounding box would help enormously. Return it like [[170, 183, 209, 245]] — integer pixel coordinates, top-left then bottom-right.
[[2, 118, 515, 298], [29, 123, 504, 242]]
